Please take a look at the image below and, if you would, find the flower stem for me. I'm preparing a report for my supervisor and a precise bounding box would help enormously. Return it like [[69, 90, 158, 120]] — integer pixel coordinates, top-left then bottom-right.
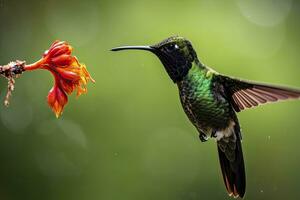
[[23, 59, 44, 71]]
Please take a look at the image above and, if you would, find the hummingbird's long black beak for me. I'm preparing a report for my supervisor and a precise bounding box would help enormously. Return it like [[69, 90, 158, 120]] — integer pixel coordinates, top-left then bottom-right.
[[111, 46, 155, 52]]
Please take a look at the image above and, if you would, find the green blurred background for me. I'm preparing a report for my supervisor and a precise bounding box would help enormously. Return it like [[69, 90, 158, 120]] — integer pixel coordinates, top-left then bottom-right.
[[0, 0, 300, 199]]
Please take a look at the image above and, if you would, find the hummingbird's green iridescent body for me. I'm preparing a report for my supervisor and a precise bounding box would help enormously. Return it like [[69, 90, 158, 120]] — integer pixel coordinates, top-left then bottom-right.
[[178, 62, 232, 135], [112, 36, 300, 198]]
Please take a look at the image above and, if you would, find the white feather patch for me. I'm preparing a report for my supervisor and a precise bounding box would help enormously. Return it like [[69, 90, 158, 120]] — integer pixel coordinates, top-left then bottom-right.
[[215, 121, 236, 141]]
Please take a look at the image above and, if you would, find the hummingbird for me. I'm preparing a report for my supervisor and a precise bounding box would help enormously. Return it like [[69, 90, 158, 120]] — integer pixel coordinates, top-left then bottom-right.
[[111, 36, 300, 198]]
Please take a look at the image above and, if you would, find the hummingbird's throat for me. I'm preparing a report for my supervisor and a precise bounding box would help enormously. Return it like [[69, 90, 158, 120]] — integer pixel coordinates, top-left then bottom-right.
[[157, 53, 193, 83]]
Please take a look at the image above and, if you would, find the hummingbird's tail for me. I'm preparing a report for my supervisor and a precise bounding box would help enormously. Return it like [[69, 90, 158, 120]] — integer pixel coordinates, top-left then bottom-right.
[[217, 120, 246, 198]]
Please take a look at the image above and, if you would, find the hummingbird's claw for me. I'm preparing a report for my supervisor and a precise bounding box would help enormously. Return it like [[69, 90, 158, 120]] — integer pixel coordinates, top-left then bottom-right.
[[199, 132, 208, 142], [211, 130, 217, 138]]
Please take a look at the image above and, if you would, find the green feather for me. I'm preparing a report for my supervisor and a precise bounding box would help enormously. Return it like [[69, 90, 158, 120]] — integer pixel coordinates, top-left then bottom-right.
[[178, 61, 232, 132]]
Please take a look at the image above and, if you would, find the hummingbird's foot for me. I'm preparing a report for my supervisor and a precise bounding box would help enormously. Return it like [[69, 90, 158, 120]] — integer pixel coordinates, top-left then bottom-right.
[[199, 132, 208, 142], [211, 130, 217, 138]]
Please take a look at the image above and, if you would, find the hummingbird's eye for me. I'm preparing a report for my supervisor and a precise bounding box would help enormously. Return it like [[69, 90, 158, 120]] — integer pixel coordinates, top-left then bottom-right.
[[165, 43, 179, 52]]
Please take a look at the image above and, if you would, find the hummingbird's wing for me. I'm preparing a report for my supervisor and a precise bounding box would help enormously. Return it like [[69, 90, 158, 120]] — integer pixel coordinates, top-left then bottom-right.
[[216, 75, 300, 112]]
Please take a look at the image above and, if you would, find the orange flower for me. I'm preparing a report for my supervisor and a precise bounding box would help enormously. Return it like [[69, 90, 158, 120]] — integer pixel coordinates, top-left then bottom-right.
[[24, 41, 95, 117]]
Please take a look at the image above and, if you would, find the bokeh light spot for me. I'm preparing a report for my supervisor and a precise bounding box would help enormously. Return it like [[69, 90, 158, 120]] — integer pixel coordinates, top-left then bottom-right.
[[237, 0, 293, 27], [57, 119, 88, 149], [45, 0, 100, 46], [35, 150, 80, 177], [35, 119, 88, 177], [0, 98, 33, 134], [37, 119, 88, 149]]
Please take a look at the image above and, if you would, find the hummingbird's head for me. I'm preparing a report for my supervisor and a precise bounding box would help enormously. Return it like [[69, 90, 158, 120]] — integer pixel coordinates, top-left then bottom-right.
[[111, 36, 199, 83]]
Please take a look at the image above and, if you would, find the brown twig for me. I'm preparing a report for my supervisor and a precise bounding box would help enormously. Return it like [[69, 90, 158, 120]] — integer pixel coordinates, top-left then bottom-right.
[[0, 60, 25, 106], [4, 76, 15, 106]]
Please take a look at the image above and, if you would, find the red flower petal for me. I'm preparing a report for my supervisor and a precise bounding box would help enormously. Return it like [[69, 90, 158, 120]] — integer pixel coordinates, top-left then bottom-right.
[[51, 45, 72, 57], [51, 55, 74, 66], [45, 42, 72, 58], [59, 78, 76, 94], [47, 85, 68, 118], [56, 68, 81, 81]]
